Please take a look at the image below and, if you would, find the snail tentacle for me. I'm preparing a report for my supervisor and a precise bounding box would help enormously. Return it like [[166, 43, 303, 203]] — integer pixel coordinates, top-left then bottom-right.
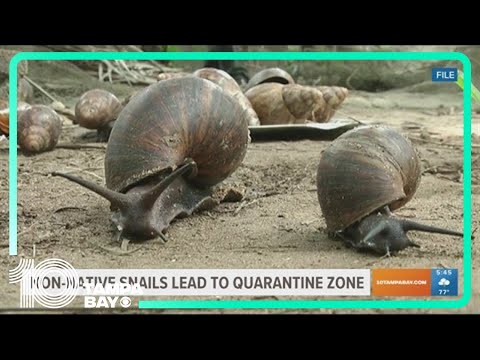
[[51, 172, 131, 211], [400, 219, 463, 238]]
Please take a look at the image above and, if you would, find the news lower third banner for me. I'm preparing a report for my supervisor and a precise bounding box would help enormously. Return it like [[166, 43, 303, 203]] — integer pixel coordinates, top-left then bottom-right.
[[25, 269, 371, 297], [17, 267, 459, 301]]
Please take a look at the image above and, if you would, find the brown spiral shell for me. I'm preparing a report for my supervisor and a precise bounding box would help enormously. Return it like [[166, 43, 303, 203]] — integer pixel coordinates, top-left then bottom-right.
[[245, 83, 349, 125], [316, 125, 421, 231], [75, 89, 122, 129], [18, 105, 62, 154], [193, 68, 260, 126], [245, 67, 295, 91], [105, 76, 251, 193], [308, 86, 349, 122], [0, 100, 32, 136], [0, 99, 9, 135], [245, 83, 297, 125]]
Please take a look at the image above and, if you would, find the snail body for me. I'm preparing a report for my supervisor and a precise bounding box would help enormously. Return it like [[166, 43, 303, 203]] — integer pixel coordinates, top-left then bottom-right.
[[75, 89, 123, 141], [53, 76, 250, 241], [18, 105, 62, 154], [245, 83, 348, 125], [316, 125, 462, 256]]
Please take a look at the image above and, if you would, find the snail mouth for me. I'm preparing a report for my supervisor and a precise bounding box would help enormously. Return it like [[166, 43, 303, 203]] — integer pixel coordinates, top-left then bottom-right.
[[117, 174, 216, 242]]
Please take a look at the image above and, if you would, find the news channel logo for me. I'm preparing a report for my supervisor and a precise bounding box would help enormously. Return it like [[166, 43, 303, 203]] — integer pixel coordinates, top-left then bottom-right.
[[9, 258, 139, 309], [9, 258, 79, 308]]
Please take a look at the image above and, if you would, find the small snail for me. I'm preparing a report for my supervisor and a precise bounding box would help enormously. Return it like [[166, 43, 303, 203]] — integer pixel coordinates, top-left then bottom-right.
[[0, 101, 32, 136], [316, 125, 463, 256], [18, 105, 62, 154], [0, 99, 10, 135], [246, 83, 347, 125], [52, 76, 250, 242], [245, 67, 295, 91], [75, 89, 123, 141]]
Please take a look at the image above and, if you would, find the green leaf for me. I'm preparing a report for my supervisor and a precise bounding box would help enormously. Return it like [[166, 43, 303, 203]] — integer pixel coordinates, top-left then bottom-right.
[[166, 45, 180, 52], [456, 70, 480, 104]]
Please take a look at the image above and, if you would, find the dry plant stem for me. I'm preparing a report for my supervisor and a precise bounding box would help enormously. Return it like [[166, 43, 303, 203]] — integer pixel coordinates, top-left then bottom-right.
[[23, 76, 58, 103], [55, 143, 107, 150]]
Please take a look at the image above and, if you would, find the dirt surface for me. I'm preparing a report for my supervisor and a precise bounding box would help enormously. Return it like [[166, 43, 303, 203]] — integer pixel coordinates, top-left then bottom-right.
[[0, 61, 479, 314]]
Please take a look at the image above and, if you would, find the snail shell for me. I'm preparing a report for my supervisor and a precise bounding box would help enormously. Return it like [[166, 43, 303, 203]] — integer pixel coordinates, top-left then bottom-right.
[[53, 76, 251, 241], [308, 86, 349, 122], [75, 89, 123, 142], [244, 83, 296, 124], [193, 68, 260, 126], [316, 125, 421, 232], [245, 67, 295, 91], [0, 100, 32, 136], [18, 105, 62, 154], [75, 89, 122, 129], [246, 83, 335, 125], [106, 76, 250, 192], [316, 125, 464, 256]]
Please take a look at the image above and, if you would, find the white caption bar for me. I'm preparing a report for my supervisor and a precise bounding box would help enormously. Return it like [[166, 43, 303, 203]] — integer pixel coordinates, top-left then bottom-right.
[[49, 269, 371, 296]]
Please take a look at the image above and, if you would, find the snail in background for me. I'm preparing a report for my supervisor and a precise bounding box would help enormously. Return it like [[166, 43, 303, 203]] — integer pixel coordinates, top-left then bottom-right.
[[52, 76, 250, 244], [245, 83, 348, 125], [18, 105, 62, 154], [0, 99, 10, 135], [245, 67, 295, 91], [316, 125, 463, 256], [0, 100, 32, 136], [0, 78, 36, 136], [75, 89, 123, 142]]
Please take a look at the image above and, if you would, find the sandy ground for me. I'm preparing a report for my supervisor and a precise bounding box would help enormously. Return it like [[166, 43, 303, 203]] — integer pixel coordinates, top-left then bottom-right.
[[0, 66, 479, 314]]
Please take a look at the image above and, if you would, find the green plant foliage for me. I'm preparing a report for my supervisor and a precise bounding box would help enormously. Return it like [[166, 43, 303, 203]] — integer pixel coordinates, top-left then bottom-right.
[[456, 70, 480, 104], [166, 45, 180, 52]]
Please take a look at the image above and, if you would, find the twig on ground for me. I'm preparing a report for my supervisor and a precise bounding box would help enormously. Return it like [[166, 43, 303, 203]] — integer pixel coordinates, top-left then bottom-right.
[[56, 143, 107, 150], [234, 199, 259, 215]]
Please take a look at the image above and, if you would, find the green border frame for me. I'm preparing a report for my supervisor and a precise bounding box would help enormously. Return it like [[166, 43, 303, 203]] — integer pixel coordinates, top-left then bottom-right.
[[8, 51, 472, 309]]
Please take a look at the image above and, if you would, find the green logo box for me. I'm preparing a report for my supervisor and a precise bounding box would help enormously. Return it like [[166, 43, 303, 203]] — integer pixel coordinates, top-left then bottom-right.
[[8, 51, 473, 309]]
